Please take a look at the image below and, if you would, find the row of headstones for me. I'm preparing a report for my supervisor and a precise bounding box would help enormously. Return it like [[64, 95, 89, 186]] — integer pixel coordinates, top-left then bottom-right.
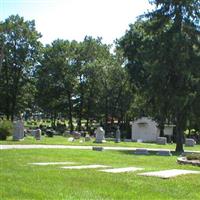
[[13, 120, 42, 141], [156, 137, 196, 147], [94, 128, 196, 147], [12, 120, 197, 147]]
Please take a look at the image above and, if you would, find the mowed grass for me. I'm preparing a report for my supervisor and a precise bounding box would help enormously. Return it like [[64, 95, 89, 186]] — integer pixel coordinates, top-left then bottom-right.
[[0, 148, 200, 200], [1, 136, 200, 152]]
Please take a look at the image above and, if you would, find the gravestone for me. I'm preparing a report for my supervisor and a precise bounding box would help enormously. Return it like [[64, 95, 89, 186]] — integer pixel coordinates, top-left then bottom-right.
[[68, 137, 74, 142], [135, 148, 149, 155], [46, 129, 54, 137], [94, 127, 106, 143], [92, 146, 104, 151], [115, 126, 121, 143], [130, 117, 159, 142], [13, 120, 24, 141], [35, 128, 41, 140], [157, 150, 172, 156], [85, 134, 91, 141], [72, 131, 81, 139], [156, 137, 167, 145], [185, 138, 196, 147], [124, 139, 132, 142]]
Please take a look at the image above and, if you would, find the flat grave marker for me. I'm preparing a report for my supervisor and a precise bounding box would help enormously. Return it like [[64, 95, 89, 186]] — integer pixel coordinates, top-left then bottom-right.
[[61, 164, 110, 169], [29, 162, 76, 165], [139, 169, 200, 179], [100, 167, 144, 173]]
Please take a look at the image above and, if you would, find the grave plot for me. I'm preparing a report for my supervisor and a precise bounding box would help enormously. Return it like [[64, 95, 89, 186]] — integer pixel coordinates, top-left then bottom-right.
[[60, 164, 110, 169], [29, 162, 76, 165], [139, 169, 200, 179], [99, 167, 144, 173]]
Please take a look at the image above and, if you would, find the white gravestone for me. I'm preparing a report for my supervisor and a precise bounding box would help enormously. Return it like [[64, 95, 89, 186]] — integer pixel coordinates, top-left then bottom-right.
[[13, 120, 24, 141], [94, 127, 106, 143], [130, 117, 175, 143], [130, 117, 160, 142], [164, 125, 175, 136]]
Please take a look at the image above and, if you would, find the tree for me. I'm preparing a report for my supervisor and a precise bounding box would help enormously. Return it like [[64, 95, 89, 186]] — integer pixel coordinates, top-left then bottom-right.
[[73, 36, 110, 130], [36, 39, 77, 131], [0, 15, 42, 120], [119, 0, 200, 152]]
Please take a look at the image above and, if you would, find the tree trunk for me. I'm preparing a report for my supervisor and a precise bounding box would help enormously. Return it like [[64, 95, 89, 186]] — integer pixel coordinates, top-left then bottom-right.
[[11, 94, 17, 121], [104, 96, 108, 134], [159, 123, 165, 137], [86, 97, 91, 131], [67, 91, 74, 132], [175, 116, 185, 153], [78, 90, 84, 131]]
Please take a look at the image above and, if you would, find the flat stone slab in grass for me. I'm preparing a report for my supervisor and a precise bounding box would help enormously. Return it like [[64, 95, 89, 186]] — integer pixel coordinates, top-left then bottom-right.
[[92, 146, 104, 151], [30, 162, 76, 165], [157, 150, 172, 156], [99, 167, 144, 173], [61, 165, 110, 169], [135, 148, 149, 155], [139, 169, 200, 179]]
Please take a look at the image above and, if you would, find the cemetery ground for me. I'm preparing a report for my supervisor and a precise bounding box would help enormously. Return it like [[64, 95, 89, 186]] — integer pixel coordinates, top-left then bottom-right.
[[1, 135, 200, 152], [1, 148, 200, 200]]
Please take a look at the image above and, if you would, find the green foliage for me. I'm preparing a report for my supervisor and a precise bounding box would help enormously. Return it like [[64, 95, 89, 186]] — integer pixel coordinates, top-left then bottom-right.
[[0, 120, 13, 140], [187, 153, 200, 161], [119, 0, 200, 152], [0, 15, 42, 119]]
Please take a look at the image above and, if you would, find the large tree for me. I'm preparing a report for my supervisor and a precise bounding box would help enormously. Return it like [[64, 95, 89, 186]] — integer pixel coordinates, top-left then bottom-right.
[[36, 39, 77, 131], [0, 15, 42, 120], [119, 0, 200, 152]]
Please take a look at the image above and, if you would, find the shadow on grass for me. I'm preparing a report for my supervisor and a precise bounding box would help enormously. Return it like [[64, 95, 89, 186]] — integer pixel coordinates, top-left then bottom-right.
[[115, 150, 180, 157]]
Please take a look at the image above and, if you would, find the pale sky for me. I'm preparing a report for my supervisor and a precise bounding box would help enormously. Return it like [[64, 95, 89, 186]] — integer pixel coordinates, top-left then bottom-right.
[[0, 0, 153, 45]]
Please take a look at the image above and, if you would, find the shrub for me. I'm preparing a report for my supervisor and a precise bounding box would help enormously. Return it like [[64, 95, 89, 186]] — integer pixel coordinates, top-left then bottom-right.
[[0, 120, 13, 140], [186, 153, 200, 161]]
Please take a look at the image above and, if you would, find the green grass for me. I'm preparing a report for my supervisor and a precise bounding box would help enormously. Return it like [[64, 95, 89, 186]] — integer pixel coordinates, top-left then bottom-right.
[[0, 148, 200, 200], [1, 136, 200, 152]]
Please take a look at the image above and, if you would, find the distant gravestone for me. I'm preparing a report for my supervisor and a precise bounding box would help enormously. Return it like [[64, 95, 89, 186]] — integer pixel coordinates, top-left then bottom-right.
[[115, 126, 121, 143], [46, 129, 54, 137], [68, 137, 74, 142], [185, 138, 196, 147], [135, 148, 149, 155], [13, 120, 24, 141], [73, 131, 81, 139], [157, 150, 172, 156], [85, 134, 91, 142], [94, 127, 106, 143], [124, 139, 132, 142], [156, 137, 167, 145], [35, 128, 41, 140]]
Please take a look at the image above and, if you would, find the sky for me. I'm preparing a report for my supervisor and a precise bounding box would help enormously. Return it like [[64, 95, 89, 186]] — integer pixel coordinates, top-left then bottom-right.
[[0, 0, 153, 45]]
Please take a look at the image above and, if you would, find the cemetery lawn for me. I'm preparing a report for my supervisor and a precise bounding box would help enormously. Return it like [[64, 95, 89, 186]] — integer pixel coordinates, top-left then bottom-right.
[[0, 149, 200, 200], [1, 136, 200, 152]]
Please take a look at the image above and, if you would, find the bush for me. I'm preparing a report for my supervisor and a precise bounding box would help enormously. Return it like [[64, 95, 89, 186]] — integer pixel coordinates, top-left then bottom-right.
[[0, 120, 13, 140], [186, 153, 200, 161]]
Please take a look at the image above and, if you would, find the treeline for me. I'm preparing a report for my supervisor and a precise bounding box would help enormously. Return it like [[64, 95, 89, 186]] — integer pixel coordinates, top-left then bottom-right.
[[0, 15, 133, 135], [0, 0, 200, 152]]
